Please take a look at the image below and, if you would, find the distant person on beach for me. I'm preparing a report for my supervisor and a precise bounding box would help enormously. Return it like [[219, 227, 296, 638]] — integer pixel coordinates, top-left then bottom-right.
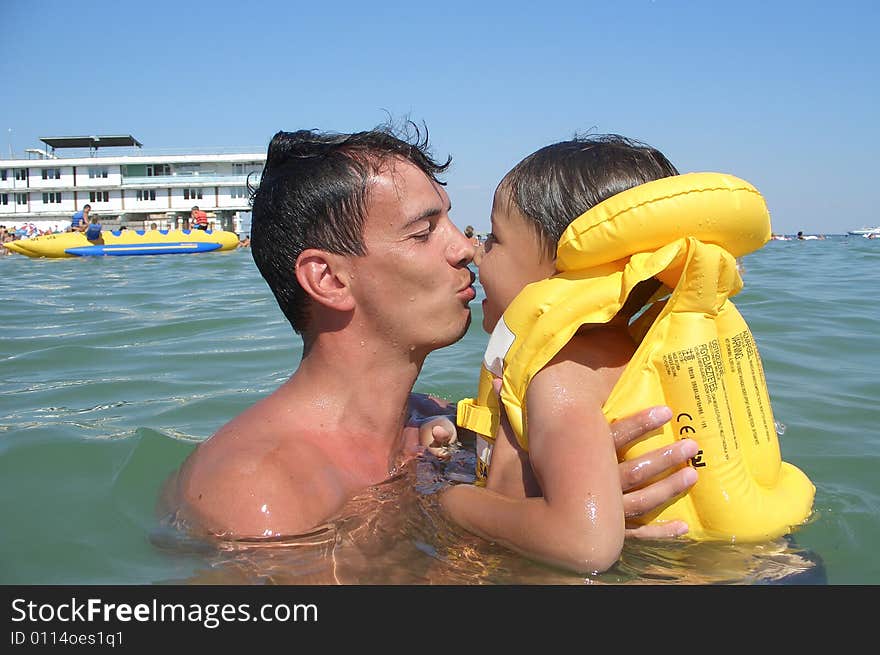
[[70, 204, 91, 232], [84, 215, 103, 243], [464, 224, 482, 265], [163, 125, 697, 542], [191, 206, 209, 230]]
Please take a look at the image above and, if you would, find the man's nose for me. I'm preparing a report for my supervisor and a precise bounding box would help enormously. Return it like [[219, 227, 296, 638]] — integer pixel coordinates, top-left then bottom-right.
[[447, 225, 476, 267]]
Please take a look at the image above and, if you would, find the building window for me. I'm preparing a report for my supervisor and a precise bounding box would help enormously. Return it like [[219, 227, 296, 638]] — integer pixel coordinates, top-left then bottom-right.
[[0, 193, 8, 205], [41, 168, 62, 180], [176, 164, 201, 176], [230, 186, 248, 199], [14, 169, 27, 181], [136, 189, 157, 201], [89, 190, 110, 203], [147, 164, 171, 176], [15, 193, 28, 205], [1, 169, 7, 181], [233, 162, 263, 178], [42, 192, 62, 204], [183, 188, 202, 200], [88, 167, 109, 179]]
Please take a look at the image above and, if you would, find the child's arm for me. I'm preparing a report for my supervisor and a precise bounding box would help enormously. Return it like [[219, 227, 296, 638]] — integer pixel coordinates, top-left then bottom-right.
[[409, 390, 697, 544], [440, 336, 625, 574]]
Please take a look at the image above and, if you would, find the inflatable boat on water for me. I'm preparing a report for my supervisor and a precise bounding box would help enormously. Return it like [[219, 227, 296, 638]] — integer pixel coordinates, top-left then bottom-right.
[[5, 228, 240, 258], [848, 226, 880, 237]]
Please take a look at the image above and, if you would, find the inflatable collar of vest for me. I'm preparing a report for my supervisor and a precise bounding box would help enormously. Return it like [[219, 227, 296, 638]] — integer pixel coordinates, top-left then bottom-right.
[[457, 172, 815, 542]]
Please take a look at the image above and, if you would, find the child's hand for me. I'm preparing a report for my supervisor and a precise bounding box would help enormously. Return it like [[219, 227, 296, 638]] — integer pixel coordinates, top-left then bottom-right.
[[419, 416, 458, 460]]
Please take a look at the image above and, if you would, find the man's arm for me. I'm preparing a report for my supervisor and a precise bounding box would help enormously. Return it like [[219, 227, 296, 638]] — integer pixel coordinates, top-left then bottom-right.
[[610, 406, 698, 538]]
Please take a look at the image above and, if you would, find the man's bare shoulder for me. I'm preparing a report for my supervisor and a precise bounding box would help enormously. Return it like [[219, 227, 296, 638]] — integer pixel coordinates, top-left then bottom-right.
[[172, 423, 349, 538]]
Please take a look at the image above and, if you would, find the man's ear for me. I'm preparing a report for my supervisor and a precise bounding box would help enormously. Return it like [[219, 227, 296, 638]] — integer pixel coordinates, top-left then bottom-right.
[[295, 249, 355, 312]]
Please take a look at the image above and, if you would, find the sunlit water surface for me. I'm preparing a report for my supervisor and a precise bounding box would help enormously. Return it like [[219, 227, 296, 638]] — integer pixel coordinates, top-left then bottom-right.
[[1, 236, 877, 584]]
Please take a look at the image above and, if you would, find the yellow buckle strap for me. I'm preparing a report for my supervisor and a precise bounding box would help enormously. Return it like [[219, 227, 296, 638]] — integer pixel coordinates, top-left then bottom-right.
[[456, 398, 497, 438]]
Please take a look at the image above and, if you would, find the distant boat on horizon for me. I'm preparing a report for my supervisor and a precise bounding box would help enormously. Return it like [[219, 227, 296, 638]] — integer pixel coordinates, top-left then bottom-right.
[[848, 226, 880, 236]]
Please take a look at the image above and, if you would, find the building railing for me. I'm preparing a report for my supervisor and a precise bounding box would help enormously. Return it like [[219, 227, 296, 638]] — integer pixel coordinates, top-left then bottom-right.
[[9, 145, 267, 160], [121, 173, 260, 187]]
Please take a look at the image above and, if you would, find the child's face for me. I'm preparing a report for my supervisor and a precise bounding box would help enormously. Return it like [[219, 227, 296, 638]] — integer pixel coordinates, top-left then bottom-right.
[[478, 184, 555, 333]]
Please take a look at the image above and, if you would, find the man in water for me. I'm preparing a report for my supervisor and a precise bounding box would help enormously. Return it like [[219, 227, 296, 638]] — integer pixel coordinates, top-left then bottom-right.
[[165, 126, 697, 539], [70, 204, 91, 232], [84, 215, 103, 243], [190, 206, 209, 230]]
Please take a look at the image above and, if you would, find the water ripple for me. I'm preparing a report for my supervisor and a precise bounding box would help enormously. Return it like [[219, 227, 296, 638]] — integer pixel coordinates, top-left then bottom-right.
[[1, 237, 877, 583]]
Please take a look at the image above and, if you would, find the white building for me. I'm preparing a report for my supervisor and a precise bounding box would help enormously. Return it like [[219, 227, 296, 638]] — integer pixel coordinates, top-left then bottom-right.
[[0, 134, 264, 235]]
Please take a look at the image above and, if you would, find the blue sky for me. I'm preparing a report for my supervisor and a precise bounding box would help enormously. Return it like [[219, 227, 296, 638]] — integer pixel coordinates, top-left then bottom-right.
[[2, 0, 877, 234]]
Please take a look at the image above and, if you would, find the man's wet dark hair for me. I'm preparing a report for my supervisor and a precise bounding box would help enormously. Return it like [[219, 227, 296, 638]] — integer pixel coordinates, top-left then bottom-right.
[[249, 123, 450, 336], [501, 134, 679, 259]]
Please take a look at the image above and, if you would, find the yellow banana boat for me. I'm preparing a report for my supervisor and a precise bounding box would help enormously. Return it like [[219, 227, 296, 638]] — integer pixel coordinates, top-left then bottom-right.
[[5, 228, 240, 258]]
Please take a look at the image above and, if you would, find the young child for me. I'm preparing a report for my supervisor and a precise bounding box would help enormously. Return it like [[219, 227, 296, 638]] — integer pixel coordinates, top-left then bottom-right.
[[426, 133, 815, 572], [421, 134, 688, 574]]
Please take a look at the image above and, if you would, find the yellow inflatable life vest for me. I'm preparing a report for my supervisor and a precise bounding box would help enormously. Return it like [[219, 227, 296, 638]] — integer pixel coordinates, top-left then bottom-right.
[[457, 172, 815, 542]]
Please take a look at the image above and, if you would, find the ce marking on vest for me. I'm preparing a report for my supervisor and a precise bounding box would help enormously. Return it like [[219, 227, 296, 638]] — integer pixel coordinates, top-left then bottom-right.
[[676, 412, 706, 468]]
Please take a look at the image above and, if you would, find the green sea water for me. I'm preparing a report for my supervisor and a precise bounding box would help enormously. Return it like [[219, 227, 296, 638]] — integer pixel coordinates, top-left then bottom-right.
[[1, 236, 877, 585]]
